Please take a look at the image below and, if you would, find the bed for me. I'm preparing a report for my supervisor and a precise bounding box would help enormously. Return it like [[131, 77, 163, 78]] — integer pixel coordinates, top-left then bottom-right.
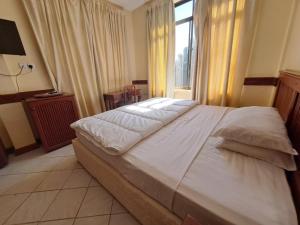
[[72, 71, 300, 225]]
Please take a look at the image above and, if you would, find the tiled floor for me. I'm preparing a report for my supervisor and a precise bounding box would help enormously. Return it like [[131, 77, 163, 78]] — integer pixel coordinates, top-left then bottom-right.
[[0, 145, 141, 225]]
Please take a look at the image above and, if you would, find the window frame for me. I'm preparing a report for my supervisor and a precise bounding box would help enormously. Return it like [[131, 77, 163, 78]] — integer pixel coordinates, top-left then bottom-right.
[[174, 0, 195, 89]]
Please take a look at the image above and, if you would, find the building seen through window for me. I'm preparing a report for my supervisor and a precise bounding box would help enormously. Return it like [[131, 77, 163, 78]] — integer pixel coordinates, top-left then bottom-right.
[[175, 0, 195, 90]]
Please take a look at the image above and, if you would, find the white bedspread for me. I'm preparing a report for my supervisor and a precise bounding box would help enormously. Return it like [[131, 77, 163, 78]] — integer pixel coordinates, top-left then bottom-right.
[[71, 98, 197, 155]]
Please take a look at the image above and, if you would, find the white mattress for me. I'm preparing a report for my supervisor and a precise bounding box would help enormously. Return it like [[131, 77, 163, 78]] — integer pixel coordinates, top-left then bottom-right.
[[76, 105, 297, 225], [71, 98, 197, 155]]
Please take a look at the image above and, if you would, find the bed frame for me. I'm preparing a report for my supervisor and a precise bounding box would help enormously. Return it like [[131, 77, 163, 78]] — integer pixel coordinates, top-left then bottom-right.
[[274, 71, 300, 222], [72, 70, 300, 225]]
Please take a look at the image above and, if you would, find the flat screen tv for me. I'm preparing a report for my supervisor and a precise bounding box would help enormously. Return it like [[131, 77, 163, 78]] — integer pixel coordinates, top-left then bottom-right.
[[0, 19, 26, 55]]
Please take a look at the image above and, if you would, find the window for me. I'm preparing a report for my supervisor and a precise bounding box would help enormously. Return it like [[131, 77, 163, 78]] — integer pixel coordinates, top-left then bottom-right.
[[175, 0, 195, 90]]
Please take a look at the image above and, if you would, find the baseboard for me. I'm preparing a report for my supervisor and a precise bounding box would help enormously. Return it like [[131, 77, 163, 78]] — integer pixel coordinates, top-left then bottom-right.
[[15, 142, 40, 155]]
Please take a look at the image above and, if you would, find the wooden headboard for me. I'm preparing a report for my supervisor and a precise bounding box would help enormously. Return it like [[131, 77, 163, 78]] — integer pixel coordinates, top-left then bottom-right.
[[274, 70, 300, 220]]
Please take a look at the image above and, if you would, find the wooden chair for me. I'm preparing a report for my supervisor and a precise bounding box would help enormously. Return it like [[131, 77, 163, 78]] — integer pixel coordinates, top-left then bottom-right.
[[123, 85, 141, 105], [132, 80, 148, 101]]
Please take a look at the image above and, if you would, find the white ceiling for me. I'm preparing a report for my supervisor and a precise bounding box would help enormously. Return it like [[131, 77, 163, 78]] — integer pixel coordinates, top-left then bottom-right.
[[110, 0, 147, 11]]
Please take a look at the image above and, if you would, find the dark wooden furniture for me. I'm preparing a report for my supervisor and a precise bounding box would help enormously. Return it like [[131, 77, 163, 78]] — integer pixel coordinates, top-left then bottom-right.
[[26, 94, 79, 152], [0, 89, 54, 105], [244, 77, 278, 86], [0, 89, 54, 154], [104, 88, 141, 110], [132, 80, 148, 85], [0, 138, 8, 168], [182, 215, 202, 225], [273, 71, 300, 221]]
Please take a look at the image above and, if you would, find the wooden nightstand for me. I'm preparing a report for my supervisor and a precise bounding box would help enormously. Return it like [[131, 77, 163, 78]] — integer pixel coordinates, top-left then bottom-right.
[[26, 94, 79, 152]]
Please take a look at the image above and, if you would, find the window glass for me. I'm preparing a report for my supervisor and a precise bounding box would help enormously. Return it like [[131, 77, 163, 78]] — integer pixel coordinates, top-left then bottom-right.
[[174, 0, 195, 90], [175, 1, 193, 21], [175, 22, 191, 89]]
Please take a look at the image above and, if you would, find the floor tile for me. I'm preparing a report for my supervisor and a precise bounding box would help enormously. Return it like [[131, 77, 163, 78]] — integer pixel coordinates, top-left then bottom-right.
[[42, 188, 86, 221], [0, 193, 29, 224], [63, 169, 91, 189], [74, 215, 109, 225], [0, 172, 48, 195], [1, 146, 140, 225], [77, 186, 113, 217], [109, 213, 140, 225], [6, 190, 58, 225], [52, 156, 82, 171], [111, 199, 127, 214], [36, 171, 72, 191], [89, 178, 100, 187], [0, 157, 64, 175], [38, 218, 74, 225], [45, 145, 75, 158]]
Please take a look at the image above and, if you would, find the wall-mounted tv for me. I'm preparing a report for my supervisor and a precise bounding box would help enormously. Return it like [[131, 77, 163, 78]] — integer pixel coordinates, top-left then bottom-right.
[[0, 19, 26, 55]]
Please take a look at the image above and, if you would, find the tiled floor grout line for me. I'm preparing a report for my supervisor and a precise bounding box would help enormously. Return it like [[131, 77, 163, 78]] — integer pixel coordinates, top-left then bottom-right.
[[0, 170, 53, 177], [0, 153, 80, 175], [36, 188, 64, 224], [1, 193, 31, 225], [107, 196, 115, 225], [1, 147, 138, 225], [36, 168, 80, 225], [0, 162, 82, 177], [71, 183, 90, 225], [2, 170, 50, 225], [1, 167, 85, 225], [0, 182, 92, 198], [3, 212, 123, 225]]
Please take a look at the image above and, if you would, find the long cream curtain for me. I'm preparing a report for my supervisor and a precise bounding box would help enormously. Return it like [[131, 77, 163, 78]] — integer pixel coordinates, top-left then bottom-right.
[[146, 0, 175, 98], [23, 0, 130, 117], [193, 0, 257, 106]]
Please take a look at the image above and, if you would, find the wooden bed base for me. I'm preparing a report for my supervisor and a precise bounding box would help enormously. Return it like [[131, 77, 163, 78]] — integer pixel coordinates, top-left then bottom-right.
[[72, 139, 182, 225], [73, 70, 300, 225]]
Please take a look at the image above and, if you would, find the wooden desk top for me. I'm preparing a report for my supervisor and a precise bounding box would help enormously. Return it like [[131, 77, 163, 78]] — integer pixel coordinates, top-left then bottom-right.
[[25, 93, 73, 102], [103, 89, 141, 96]]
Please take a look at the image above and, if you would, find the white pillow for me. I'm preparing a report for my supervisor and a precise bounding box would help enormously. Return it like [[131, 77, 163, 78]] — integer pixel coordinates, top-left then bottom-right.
[[214, 106, 297, 155], [218, 139, 297, 171]]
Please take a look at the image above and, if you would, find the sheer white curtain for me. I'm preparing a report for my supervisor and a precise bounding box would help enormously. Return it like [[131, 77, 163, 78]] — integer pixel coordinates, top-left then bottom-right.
[[146, 0, 175, 98], [23, 0, 130, 117], [193, 0, 258, 106]]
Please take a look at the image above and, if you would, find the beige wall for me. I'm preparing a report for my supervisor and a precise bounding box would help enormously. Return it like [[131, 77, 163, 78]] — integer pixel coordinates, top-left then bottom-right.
[[125, 12, 137, 81], [282, 1, 300, 72], [240, 0, 296, 106], [132, 4, 148, 81], [0, 0, 52, 150]]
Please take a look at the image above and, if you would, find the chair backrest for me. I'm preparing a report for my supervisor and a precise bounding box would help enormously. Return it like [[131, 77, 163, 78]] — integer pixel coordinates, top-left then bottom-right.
[[123, 85, 137, 104], [132, 80, 148, 101]]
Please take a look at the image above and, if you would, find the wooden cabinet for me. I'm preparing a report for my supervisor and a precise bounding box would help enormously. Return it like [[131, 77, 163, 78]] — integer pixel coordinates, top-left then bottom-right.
[[26, 94, 79, 152]]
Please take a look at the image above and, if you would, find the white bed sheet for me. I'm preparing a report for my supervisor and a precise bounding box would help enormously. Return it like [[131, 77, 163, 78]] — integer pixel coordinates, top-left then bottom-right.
[[75, 105, 297, 225], [173, 137, 297, 225]]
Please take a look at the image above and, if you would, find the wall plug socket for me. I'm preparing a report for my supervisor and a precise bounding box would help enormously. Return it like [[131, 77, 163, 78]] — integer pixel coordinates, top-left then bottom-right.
[[19, 63, 35, 71]]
